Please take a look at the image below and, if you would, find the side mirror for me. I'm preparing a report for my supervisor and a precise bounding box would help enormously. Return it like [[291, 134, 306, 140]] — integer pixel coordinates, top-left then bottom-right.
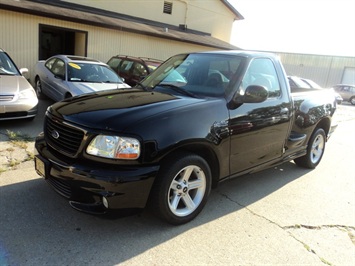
[[55, 74, 65, 80], [242, 85, 268, 103], [229, 85, 268, 109], [19, 68, 28, 75]]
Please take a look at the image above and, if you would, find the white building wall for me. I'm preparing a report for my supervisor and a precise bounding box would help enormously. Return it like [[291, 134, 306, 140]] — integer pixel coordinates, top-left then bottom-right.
[[277, 52, 355, 87], [0, 9, 214, 86], [62, 0, 236, 42]]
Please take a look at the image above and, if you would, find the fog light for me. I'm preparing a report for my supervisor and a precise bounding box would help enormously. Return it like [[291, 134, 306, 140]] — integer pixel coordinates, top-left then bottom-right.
[[102, 196, 109, 208]]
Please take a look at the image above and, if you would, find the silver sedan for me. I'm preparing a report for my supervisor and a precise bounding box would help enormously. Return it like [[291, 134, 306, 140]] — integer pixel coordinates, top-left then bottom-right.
[[0, 49, 38, 121], [34, 55, 130, 102]]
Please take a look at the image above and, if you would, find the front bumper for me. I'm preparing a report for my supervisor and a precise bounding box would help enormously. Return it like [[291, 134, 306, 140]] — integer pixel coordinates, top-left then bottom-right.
[[0, 102, 38, 120], [34, 134, 159, 213]]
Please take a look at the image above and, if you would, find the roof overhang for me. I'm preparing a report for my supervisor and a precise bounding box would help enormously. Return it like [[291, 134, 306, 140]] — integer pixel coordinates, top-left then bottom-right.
[[220, 0, 244, 20], [0, 0, 240, 50]]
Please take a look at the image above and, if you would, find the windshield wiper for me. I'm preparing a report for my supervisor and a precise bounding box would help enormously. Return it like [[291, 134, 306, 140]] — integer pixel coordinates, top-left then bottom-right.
[[157, 83, 196, 98], [135, 81, 150, 91]]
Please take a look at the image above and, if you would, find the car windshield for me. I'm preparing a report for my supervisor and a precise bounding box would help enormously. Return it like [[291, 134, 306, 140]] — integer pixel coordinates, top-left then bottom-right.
[[67, 62, 124, 83], [140, 53, 244, 97], [0, 52, 20, 75]]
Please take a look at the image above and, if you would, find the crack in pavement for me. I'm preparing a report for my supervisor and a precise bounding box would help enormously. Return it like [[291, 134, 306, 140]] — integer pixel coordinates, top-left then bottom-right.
[[218, 191, 354, 266]]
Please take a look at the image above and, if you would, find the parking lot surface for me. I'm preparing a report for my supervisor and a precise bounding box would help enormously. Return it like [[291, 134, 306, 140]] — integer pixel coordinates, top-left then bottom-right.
[[0, 100, 354, 265]]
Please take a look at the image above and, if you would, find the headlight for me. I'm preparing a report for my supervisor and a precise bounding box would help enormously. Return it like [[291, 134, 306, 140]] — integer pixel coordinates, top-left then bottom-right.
[[19, 88, 36, 99], [87, 135, 140, 160]]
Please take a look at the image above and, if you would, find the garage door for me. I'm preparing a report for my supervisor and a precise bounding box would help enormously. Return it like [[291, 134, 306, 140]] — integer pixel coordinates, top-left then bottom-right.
[[342, 67, 355, 84]]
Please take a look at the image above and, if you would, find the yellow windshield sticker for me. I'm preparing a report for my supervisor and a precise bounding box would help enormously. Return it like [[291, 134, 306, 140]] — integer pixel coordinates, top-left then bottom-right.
[[68, 63, 81, 69]]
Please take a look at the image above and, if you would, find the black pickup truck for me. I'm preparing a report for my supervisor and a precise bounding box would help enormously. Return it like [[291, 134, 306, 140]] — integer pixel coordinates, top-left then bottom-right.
[[34, 51, 337, 224]]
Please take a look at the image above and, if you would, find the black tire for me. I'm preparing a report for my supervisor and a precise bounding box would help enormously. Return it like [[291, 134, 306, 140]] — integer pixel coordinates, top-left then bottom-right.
[[294, 128, 326, 169], [35, 77, 46, 99], [350, 97, 355, 105], [150, 152, 212, 225]]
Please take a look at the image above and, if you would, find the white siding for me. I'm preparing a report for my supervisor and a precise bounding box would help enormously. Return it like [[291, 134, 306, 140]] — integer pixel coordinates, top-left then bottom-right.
[[277, 52, 355, 87], [62, 0, 236, 42], [0, 9, 215, 86]]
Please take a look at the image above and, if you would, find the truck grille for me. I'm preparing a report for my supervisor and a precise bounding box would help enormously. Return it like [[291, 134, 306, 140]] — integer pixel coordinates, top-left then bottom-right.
[[45, 115, 85, 157], [46, 176, 72, 198]]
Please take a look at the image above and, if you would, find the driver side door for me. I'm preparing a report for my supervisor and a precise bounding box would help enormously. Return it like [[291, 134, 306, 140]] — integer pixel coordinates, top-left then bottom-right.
[[229, 57, 291, 174]]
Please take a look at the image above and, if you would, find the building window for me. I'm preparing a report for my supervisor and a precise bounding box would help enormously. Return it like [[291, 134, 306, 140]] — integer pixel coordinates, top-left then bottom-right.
[[163, 1, 173, 14]]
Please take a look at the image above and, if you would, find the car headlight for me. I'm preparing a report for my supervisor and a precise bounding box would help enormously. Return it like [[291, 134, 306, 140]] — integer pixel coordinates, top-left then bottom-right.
[[87, 135, 140, 160], [19, 88, 36, 99]]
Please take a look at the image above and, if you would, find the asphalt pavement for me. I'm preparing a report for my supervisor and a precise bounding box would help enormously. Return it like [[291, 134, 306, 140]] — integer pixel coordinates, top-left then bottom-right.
[[0, 100, 354, 266]]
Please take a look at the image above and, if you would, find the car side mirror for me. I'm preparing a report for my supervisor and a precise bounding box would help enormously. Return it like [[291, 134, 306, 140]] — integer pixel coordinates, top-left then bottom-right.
[[229, 85, 268, 109], [19, 68, 28, 75], [55, 74, 65, 80], [242, 85, 268, 103]]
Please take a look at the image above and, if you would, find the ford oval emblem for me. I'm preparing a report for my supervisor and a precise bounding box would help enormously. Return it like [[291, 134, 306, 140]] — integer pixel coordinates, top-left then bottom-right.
[[51, 130, 60, 139]]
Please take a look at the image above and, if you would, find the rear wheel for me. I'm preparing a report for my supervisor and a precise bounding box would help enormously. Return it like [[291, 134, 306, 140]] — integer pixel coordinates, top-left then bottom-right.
[[294, 128, 326, 169], [350, 97, 355, 105], [150, 152, 211, 225]]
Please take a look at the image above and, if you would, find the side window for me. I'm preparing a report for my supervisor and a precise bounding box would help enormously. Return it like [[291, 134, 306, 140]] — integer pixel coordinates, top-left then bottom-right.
[[132, 62, 147, 76], [107, 58, 122, 71], [242, 58, 281, 98], [119, 60, 133, 74], [51, 59, 65, 78], [45, 58, 56, 70]]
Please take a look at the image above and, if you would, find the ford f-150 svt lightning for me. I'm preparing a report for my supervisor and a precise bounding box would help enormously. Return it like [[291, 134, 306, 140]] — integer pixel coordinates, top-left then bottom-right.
[[34, 51, 337, 225]]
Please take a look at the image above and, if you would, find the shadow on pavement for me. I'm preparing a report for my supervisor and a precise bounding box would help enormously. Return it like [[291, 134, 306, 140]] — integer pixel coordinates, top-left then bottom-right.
[[0, 99, 54, 141], [0, 161, 310, 265]]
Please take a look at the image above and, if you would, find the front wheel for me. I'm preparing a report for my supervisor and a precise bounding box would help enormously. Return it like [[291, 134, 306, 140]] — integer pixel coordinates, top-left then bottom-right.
[[35, 77, 46, 99], [294, 128, 326, 169], [350, 97, 355, 105], [150, 153, 212, 225]]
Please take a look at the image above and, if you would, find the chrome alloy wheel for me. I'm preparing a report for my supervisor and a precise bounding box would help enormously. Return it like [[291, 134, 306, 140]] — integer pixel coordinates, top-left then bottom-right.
[[167, 165, 207, 217], [310, 133, 325, 164]]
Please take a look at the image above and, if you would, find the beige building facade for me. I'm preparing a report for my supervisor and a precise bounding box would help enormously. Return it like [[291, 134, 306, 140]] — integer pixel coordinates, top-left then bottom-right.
[[0, 0, 242, 84], [63, 0, 240, 42], [1, 0, 353, 88]]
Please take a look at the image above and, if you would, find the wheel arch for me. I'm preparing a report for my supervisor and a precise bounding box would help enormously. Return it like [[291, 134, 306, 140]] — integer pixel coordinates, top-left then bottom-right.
[[315, 117, 331, 138], [159, 143, 221, 188]]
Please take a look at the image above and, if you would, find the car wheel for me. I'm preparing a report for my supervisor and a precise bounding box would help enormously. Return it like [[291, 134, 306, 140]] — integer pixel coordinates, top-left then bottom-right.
[[294, 128, 326, 169], [350, 97, 355, 105], [35, 77, 46, 99], [150, 152, 211, 225]]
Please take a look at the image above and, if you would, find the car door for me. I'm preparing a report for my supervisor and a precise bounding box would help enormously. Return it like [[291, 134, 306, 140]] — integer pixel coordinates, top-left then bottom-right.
[[45, 59, 67, 101], [229, 57, 292, 174]]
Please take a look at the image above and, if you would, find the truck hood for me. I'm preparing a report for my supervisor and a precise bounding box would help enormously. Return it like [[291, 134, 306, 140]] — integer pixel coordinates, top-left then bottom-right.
[[0, 75, 32, 93], [49, 88, 205, 131]]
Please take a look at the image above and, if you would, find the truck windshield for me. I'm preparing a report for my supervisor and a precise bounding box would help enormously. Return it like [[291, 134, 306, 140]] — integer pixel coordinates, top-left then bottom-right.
[[140, 53, 244, 97]]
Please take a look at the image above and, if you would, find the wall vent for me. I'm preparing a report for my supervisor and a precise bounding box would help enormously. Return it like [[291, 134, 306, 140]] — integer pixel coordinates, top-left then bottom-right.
[[163, 1, 173, 14]]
